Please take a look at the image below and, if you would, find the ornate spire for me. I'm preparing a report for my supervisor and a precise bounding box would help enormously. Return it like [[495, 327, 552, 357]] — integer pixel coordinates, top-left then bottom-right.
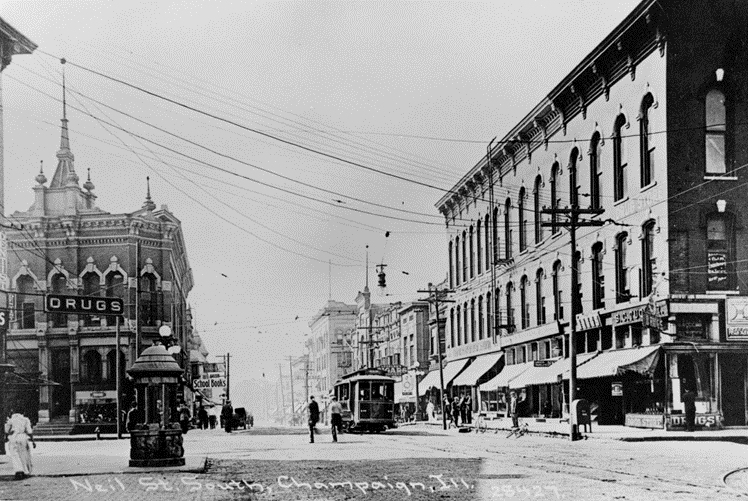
[[142, 176, 156, 211], [83, 167, 94, 192], [35, 160, 47, 185], [50, 58, 78, 189]]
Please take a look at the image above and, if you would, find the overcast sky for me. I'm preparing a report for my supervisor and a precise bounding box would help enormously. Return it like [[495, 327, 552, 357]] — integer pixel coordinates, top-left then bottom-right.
[[0, 0, 640, 397]]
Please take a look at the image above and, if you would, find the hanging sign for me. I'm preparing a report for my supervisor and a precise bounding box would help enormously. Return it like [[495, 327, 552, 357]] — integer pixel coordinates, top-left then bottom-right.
[[45, 294, 124, 316]]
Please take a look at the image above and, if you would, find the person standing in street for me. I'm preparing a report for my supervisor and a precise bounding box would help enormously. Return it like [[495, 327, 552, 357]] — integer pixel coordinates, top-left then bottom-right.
[[125, 401, 141, 432], [509, 391, 520, 429], [221, 400, 234, 433], [329, 395, 343, 442], [682, 384, 697, 432], [459, 394, 467, 424], [426, 399, 435, 423], [452, 396, 461, 428], [4, 410, 35, 480], [198, 405, 209, 430], [464, 394, 472, 425], [308, 396, 320, 443]]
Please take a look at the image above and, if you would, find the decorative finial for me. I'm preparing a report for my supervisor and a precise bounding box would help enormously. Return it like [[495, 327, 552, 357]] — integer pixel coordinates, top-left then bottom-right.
[[35, 160, 47, 185], [142, 176, 156, 211], [83, 167, 95, 192]]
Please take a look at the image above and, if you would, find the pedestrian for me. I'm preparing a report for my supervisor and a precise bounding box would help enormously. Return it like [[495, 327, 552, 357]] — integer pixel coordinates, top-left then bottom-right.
[[178, 403, 191, 434], [682, 384, 697, 432], [464, 393, 472, 424], [4, 409, 35, 480], [208, 405, 218, 429], [452, 396, 461, 428], [125, 401, 141, 432], [308, 396, 320, 443], [221, 400, 234, 433], [509, 391, 520, 429], [459, 394, 467, 424], [198, 405, 209, 430], [329, 395, 343, 442], [426, 400, 435, 422], [443, 396, 452, 426]]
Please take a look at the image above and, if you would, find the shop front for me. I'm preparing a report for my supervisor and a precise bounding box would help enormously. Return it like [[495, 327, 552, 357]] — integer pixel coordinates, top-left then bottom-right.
[[451, 352, 503, 414], [478, 361, 534, 417]]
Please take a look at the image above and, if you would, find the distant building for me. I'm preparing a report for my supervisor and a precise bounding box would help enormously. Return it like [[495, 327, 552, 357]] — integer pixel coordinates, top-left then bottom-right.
[[307, 300, 357, 399]]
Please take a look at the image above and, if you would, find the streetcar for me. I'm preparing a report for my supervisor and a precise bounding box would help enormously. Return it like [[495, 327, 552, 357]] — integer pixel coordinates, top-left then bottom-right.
[[333, 368, 396, 433]]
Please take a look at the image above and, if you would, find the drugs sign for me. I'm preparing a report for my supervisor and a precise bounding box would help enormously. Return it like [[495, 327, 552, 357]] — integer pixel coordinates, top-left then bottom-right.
[[45, 294, 124, 316]]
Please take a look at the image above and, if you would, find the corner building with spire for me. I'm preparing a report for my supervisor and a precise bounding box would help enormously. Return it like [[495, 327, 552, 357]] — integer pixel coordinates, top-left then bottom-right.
[[4, 101, 193, 427]]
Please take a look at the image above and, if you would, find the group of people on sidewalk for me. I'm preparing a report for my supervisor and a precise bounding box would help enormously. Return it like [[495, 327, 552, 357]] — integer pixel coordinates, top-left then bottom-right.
[[307, 395, 343, 443], [435, 394, 472, 428]]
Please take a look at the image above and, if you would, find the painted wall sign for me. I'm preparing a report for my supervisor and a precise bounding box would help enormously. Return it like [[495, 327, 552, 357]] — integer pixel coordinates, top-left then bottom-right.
[[611, 301, 668, 327], [726, 297, 748, 340]]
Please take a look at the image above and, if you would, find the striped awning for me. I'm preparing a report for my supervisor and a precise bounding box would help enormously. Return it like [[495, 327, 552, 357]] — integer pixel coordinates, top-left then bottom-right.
[[478, 361, 534, 391], [509, 352, 599, 389], [452, 353, 503, 387], [418, 359, 471, 396], [576, 346, 661, 380]]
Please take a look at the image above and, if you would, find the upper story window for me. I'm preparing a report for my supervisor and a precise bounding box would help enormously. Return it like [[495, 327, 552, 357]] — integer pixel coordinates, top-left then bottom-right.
[[478, 295, 484, 340], [550, 162, 559, 235], [591, 242, 605, 310], [504, 198, 512, 259], [518, 187, 527, 252], [463, 303, 469, 345], [505, 282, 515, 334], [615, 232, 630, 302], [492, 207, 500, 264], [486, 291, 492, 339], [534, 176, 543, 244], [520, 275, 530, 330], [569, 148, 580, 208], [462, 231, 468, 282], [449, 308, 455, 347], [469, 226, 475, 279], [455, 236, 461, 286], [470, 298, 476, 343], [82, 350, 102, 383], [476, 220, 482, 275], [82, 272, 101, 327], [552, 260, 563, 320], [613, 114, 628, 201], [455, 305, 461, 346], [16, 275, 35, 330], [589, 133, 602, 210], [536, 268, 546, 325], [641, 220, 656, 297], [448, 241, 454, 289], [707, 213, 735, 290], [141, 273, 158, 327], [640, 93, 656, 187], [705, 88, 727, 174], [50, 273, 68, 328], [485, 213, 491, 271]]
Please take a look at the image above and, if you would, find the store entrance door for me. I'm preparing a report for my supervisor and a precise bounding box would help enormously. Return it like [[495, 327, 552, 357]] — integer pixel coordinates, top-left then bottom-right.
[[720, 354, 747, 426]]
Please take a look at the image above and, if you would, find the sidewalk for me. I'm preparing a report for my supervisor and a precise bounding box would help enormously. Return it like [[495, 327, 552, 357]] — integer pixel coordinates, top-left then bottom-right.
[[413, 417, 748, 443]]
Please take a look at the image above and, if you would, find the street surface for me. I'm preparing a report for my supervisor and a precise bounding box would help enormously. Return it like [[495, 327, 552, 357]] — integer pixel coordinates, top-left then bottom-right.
[[1, 424, 747, 500]]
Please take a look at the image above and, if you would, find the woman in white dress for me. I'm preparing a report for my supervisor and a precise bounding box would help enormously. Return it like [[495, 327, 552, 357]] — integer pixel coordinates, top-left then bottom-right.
[[426, 400, 435, 422], [4, 411, 35, 479]]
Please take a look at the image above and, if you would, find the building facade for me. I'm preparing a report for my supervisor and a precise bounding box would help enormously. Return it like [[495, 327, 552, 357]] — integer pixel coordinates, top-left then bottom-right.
[[307, 300, 357, 400], [5, 106, 193, 424], [436, 0, 748, 429]]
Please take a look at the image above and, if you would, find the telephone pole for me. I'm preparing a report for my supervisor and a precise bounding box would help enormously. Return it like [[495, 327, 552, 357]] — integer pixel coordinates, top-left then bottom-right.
[[219, 353, 231, 401], [542, 201, 604, 441], [278, 363, 285, 424], [288, 355, 296, 426], [418, 284, 454, 430]]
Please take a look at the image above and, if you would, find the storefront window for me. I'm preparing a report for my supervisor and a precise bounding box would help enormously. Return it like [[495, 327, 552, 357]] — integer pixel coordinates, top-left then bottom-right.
[[676, 353, 717, 414], [601, 326, 613, 351], [587, 330, 599, 353], [676, 314, 710, 339], [631, 324, 643, 347], [615, 326, 628, 349]]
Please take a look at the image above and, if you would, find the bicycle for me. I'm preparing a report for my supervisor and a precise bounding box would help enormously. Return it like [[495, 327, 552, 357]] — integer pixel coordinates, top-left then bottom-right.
[[474, 413, 488, 434], [506, 422, 529, 438]]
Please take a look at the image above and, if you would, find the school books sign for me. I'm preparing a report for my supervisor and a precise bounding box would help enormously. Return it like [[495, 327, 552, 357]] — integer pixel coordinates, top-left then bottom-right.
[[193, 372, 227, 399]]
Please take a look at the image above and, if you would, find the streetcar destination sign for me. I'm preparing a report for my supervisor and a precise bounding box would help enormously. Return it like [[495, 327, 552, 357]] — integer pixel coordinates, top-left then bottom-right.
[[45, 294, 124, 316]]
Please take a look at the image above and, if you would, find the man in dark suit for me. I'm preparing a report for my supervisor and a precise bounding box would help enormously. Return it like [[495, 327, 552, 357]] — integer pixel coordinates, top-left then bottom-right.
[[682, 384, 697, 432], [308, 396, 320, 443]]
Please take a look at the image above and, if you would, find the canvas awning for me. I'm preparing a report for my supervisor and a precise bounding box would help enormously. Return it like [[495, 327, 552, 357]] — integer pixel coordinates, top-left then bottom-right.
[[576, 346, 662, 380], [509, 352, 599, 389], [478, 361, 534, 391], [418, 358, 471, 396], [451, 353, 503, 387]]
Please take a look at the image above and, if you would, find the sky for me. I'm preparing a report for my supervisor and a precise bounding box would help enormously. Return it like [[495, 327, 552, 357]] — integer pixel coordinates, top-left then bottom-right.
[[0, 0, 641, 401]]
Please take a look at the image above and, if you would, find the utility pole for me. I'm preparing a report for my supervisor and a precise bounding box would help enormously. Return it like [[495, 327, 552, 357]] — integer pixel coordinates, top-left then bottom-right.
[[0, 292, 12, 455], [542, 198, 604, 441], [418, 284, 454, 431], [278, 363, 285, 424], [219, 354, 231, 401], [487, 138, 498, 341], [288, 355, 296, 426]]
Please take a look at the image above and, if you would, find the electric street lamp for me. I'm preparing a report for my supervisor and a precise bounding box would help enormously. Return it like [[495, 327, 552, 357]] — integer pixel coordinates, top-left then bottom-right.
[[158, 325, 182, 356]]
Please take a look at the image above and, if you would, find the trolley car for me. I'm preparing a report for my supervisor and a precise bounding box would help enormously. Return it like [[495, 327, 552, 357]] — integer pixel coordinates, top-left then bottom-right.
[[333, 369, 395, 433]]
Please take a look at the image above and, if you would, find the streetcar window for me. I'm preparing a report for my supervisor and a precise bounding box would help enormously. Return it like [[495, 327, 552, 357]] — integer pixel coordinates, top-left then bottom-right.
[[359, 381, 371, 400], [371, 382, 392, 400], [340, 384, 349, 400]]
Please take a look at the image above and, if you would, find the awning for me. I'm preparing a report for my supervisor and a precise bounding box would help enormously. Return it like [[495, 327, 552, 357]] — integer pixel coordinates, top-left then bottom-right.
[[509, 352, 599, 389], [418, 358, 471, 396], [576, 346, 661, 380], [478, 361, 534, 391], [452, 353, 503, 386]]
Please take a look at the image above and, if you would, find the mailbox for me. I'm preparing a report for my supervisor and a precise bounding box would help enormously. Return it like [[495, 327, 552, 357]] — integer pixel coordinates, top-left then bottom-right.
[[571, 399, 592, 433]]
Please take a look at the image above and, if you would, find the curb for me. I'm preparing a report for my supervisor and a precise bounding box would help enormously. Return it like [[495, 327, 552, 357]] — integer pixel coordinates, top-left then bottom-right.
[[22, 456, 209, 479]]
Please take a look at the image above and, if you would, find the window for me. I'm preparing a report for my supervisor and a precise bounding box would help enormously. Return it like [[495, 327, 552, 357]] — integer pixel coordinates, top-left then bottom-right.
[[450, 309, 455, 347], [476, 220, 482, 275], [642, 221, 656, 296], [492, 207, 500, 264], [550, 162, 559, 234], [569, 148, 580, 207], [82, 350, 102, 383], [534, 176, 543, 244], [573, 250, 583, 314], [640, 93, 655, 186], [107, 349, 125, 382], [494, 287, 501, 336], [448, 241, 454, 288], [462, 231, 468, 283], [543, 340, 551, 360], [504, 198, 512, 259], [463, 304, 469, 345], [478, 296, 484, 340], [485, 213, 491, 271], [518, 187, 527, 252], [520, 275, 530, 330], [486, 291, 492, 339], [469, 226, 475, 279], [707, 213, 734, 290], [140, 273, 158, 327], [455, 236, 460, 286], [705, 89, 726, 174], [613, 114, 628, 201], [16, 275, 35, 330], [50, 273, 68, 328], [505, 282, 515, 333], [81, 272, 101, 327], [536, 269, 546, 325], [615, 326, 628, 349], [615, 233, 630, 302], [552, 261, 564, 320], [470, 299, 476, 343], [531, 343, 538, 361], [591, 242, 605, 310], [589, 132, 602, 210]]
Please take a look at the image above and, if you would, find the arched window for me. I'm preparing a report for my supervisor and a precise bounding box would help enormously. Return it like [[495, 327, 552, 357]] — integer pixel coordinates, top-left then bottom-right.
[[613, 114, 628, 201], [81, 272, 101, 327], [592, 242, 605, 310], [569, 148, 580, 207], [492, 207, 500, 263], [16, 275, 35, 329], [705, 89, 727, 174], [50, 273, 68, 328], [642, 221, 656, 296], [504, 198, 512, 259], [589, 133, 602, 210], [550, 162, 559, 234], [82, 350, 102, 383], [518, 187, 527, 252], [485, 291, 492, 339], [573, 250, 583, 315], [455, 236, 461, 286], [505, 282, 515, 334], [552, 261, 564, 320], [484, 213, 491, 271], [448, 241, 454, 289], [141, 273, 158, 327], [106, 271, 125, 327], [106, 349, 126, 382], [469, 226, 475, 279], [463, 303, 469, 346], [478, 296, 484, 340], [536, 268, 546, 325], [470, 298, 476, 343], [520, 275, 530, 330], [462, 231, 468, 283], [707, 213, 735, 290], [534, 176, 543, 244], [450, 308, 455, 347], [640, 93, 656, 186], [476, 220, 482, 275], [456, 306, 461, 346], [615, 233, 630, 302]]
